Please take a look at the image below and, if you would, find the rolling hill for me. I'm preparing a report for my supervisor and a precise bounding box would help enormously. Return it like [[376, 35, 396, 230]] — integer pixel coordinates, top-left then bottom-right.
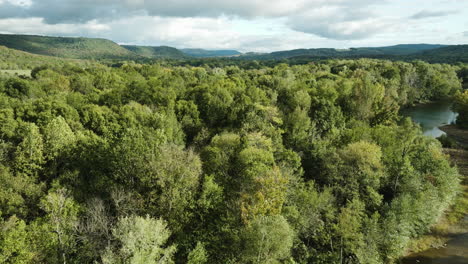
[[121, 45, 188, 59], [0, 34, 137, 60], [407, 45, 468, 63], [181, 49, 241, 58], [241, 44, 448, 60], [368, 44, 448, 55], [0, 45, 92, 69]]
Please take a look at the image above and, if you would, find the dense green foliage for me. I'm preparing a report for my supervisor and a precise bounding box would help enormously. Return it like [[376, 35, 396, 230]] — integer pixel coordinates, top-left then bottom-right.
[[0, 58, 462, 264], [408, 45, 468, 64], [453, 65, 468, 127], [454, 89, 468, 128]]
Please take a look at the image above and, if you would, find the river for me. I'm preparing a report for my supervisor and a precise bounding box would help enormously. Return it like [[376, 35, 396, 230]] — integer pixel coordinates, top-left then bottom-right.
[[400, 215, 468, 264], [400, 101, 468, 264], [400, 101, 458, 138]]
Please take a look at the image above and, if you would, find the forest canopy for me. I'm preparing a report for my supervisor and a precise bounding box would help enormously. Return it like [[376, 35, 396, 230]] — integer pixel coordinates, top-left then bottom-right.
[[0, 58, 463, 264]]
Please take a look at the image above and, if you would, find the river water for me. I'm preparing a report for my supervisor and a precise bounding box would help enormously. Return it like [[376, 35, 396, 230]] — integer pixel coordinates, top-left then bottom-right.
[[400, 101, 458, 138], [401, 215, 468, 264], [400, 101, 468, 264]]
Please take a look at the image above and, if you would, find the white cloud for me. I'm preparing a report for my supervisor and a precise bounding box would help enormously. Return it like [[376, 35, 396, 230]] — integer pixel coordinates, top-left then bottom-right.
[[5, 0, 31, 6], [0, 16, 335, 52], [0, 0, 466, 50], [287, 4, 395, 40], [109, 16, 242, 48], [0, 17, 110, 35], [0, 0, 379, 23], [0, 16, 242, 49]]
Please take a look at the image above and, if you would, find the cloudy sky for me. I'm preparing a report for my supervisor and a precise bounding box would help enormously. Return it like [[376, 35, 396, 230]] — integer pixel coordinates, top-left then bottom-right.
[[0, 0, 467, 52]]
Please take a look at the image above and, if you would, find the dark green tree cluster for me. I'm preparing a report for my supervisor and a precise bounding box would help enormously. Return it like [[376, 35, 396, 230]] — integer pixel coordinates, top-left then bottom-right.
[[0, 58, 461, 264], [452, 64, 468, 127], [454, 89, 468, 128]]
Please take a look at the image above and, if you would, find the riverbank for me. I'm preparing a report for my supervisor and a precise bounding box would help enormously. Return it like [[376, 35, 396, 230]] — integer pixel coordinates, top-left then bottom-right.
[[441, 125, 468, 148], [400, 127, 468, 263], [400, 101, 458, 138]]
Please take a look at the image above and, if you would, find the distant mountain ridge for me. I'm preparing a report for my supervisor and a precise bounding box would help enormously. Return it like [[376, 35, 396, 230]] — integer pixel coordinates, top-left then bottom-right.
[[242, 44, 449, 60], [269, 44, 468, 63], [0, 34, 466, 63], [121, 45, 188, 59], [367, 44, 448, 55], [406, 45, 468, 63], [181, 49, 241, 57]]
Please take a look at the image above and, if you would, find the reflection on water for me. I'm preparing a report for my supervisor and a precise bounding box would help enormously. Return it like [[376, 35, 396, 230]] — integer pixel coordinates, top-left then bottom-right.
[[401, 101, 458, 138], [400, 102, 467, 264]]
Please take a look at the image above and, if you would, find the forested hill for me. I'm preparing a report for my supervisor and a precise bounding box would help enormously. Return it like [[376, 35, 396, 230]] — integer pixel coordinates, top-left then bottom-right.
[[181, 48, 242, 57], [121, 45, 188, 59], [241, 44, 448, 60], [368, 44, 449, 55], [0, 34, 137, 60], [0, 45, 94, 69], [406, 45, 468, 63], [0, 34, 241, 60]]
